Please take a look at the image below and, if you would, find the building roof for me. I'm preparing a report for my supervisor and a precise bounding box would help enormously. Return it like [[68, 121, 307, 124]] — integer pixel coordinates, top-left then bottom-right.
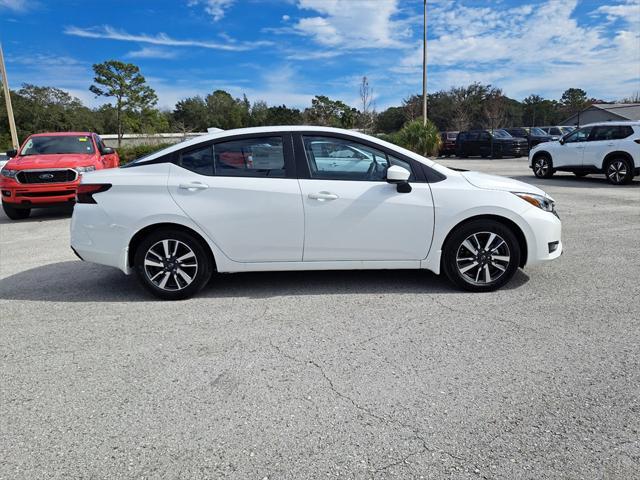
[[563, 103, 640, 124], [591, 103, 640, 119]]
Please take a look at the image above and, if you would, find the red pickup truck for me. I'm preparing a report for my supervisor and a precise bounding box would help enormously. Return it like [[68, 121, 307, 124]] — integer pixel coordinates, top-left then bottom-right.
[[0, 132, 119, 220]]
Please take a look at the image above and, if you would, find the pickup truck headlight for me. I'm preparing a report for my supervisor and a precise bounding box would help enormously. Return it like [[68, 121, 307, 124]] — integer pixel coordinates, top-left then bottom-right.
[[513, 192, 556, 213], [75, 166, 96, 173], [0, 168, 18, 179]]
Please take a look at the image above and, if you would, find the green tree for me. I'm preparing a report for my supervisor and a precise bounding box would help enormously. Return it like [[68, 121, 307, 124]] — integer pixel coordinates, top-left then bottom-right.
[[264, 105, 303, 125], [396, 119, 441, 156], [89, 60, 158, 147], [560, 88, 589, 118], [173, 96, 208, 131], [376, 107, 406, 133], [205, 90, 245, 130], [304, 95, 357, 128]]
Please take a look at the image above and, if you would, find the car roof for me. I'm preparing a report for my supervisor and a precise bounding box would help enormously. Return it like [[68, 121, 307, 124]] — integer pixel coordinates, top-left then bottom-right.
[[133, 126, 437, 167], [580, 121, 640, 127], [29, 132, 95, 137]]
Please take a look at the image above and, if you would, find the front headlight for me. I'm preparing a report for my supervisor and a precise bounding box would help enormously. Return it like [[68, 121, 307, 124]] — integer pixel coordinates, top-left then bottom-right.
[[1, 168, 18, 179], [75, 165, 96, 173], [513, 192, 556, 213]]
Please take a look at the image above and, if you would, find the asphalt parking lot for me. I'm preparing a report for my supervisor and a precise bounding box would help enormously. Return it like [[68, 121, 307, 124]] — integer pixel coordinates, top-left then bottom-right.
[[1, 158, 639, 479]]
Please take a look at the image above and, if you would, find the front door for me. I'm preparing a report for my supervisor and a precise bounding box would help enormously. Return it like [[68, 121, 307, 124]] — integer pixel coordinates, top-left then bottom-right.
[[296, 135, 434, 261], [555, 126, 592, 168], [168, 134, 304, 263]]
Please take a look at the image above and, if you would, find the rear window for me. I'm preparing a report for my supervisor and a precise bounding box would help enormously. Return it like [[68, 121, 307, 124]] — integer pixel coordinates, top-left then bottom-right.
[[20, 136, 95, 155]]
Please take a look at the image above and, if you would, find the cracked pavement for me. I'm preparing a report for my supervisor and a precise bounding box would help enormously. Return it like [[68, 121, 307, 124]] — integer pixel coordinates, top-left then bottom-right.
[[1, 158, 639, 479]]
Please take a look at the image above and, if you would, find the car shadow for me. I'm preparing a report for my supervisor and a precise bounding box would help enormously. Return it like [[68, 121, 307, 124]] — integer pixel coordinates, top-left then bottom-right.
[[0, 261, 530, 302], [510, 174, 640, 189], [0, 206, 73, 225]]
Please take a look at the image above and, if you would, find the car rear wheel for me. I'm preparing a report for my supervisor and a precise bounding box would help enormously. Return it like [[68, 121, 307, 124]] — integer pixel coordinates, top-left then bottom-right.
[[532, 154, 554, 178], [442, 220, 521, 292], [133, 229, 213, 300], [605, 158, 633, 185], [2, 202, 30, 220]]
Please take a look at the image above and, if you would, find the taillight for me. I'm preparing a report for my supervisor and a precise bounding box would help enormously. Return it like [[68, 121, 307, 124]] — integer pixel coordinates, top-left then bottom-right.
[[76, 183, 111, 204]]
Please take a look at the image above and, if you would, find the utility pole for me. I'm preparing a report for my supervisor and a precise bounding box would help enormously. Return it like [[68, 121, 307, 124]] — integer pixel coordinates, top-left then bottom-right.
[[0, 43, 19, 150], [422, 0, 427, 126]]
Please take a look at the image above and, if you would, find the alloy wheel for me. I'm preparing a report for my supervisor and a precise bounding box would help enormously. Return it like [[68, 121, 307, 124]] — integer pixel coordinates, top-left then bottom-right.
[[607, 160, 627, 184], [144, 239, 199, 291], [456, 232, 511, 285], [533, 158, 549, 177]]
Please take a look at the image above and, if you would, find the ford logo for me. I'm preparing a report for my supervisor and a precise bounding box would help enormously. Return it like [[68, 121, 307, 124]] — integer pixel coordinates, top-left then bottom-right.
[[39, 173, 55, 180]]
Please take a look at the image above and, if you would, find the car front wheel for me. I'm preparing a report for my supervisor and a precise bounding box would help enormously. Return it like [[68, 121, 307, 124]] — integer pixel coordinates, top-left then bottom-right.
[[532, 154, 554, 178], [605, 158, 633, 185], [442, 220, 521, 292], [2, 202, 31, 220], [134, 229, 213, 300]]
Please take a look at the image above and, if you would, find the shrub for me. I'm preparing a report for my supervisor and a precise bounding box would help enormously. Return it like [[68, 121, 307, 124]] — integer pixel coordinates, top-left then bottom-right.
[[396, 119, 442, 157], [116, 143, 173, 165]]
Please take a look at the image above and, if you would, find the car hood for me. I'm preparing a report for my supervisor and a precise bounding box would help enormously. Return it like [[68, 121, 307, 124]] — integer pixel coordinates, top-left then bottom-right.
[[460, 171, 547, 196], [6, 154, 97, 169]]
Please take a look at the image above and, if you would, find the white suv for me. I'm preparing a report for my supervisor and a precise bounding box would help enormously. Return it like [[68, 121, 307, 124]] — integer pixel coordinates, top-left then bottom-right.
[[529, 121, 640, 185]]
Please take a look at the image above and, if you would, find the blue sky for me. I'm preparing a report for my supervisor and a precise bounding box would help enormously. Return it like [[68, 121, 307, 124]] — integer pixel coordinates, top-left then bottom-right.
[[1, 0, 639, 110]]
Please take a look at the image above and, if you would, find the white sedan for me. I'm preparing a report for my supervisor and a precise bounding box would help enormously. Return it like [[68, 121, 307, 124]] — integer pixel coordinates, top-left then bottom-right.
[[71, 126, 562, 300]]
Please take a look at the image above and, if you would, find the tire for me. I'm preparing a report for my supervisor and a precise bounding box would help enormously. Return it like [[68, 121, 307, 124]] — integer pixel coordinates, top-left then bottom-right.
[[573, 172, 588, 177], [532, 153, 554, 178], [2, 202, 30, 220], [442, 219, 521, 292], [605, 158, 633, 185], [133, 228, 213, 300]]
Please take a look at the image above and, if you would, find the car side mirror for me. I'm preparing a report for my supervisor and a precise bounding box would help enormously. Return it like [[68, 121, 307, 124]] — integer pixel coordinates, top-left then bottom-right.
[[6, 149, 17, 158], [558, 138, 565, 145], [102, 147, 115, 155], [386, 165, 412, 193]]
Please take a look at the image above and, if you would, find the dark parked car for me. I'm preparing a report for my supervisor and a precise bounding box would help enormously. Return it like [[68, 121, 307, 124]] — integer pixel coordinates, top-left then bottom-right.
[[503, 127, 553, 148], [539, 126, 575, 138], [455, 129, 529, 158], [439, 131, 459, 156]]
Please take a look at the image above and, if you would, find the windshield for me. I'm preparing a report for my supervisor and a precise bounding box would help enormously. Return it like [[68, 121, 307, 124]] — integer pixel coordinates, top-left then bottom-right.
[[560, 126, 576, 134], [530, 127, 548, 136], [20, 136, 95, 156], [492, 129, 512, 139]]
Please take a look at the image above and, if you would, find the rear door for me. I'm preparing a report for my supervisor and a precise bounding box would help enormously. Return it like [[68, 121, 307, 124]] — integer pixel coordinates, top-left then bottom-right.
[[583, 125, 634, 169], [295, 134, 434, 261], [168, 134, 304, 262]]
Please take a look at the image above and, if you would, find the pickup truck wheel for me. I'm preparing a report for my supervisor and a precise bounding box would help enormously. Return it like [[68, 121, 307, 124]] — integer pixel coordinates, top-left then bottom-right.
[[2, 202, 30, 220], [442, 220, 521, 292], [605, 158, 633, 185], [532, 154, 554, 178], [134, 229, 213, 300]]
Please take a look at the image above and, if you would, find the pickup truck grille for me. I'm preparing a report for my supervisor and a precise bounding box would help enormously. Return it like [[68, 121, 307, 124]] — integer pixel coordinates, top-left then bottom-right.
[[16, 169, 78, 184]]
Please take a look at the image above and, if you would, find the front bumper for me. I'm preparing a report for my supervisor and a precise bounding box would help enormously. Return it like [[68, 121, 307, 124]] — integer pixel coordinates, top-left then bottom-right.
[[521, 205, 563, 266], [1, 177, 79, 207]]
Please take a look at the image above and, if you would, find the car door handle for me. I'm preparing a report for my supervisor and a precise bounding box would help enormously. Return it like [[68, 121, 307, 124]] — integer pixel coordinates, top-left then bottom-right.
[[179, 182, 209, 191], [308, 192, 339, 201]]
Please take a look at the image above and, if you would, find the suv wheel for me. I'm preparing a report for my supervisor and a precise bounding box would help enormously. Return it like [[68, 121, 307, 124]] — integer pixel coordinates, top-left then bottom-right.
[[442, 220, 521, 292], [532, 154, 554, 178], [2, 202, 31, 220], [605, 158, 633, 185], [134, 229, 213, 300]]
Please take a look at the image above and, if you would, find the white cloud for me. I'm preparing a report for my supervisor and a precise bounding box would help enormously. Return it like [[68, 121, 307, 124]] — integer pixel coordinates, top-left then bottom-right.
[[126, 47, 178, 59], [0, 0, 29, 11], [292, 0, 410, 49], [64, 25, 271, 51], [187, 0, 234, 21], [397, 0, 640, 100]]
